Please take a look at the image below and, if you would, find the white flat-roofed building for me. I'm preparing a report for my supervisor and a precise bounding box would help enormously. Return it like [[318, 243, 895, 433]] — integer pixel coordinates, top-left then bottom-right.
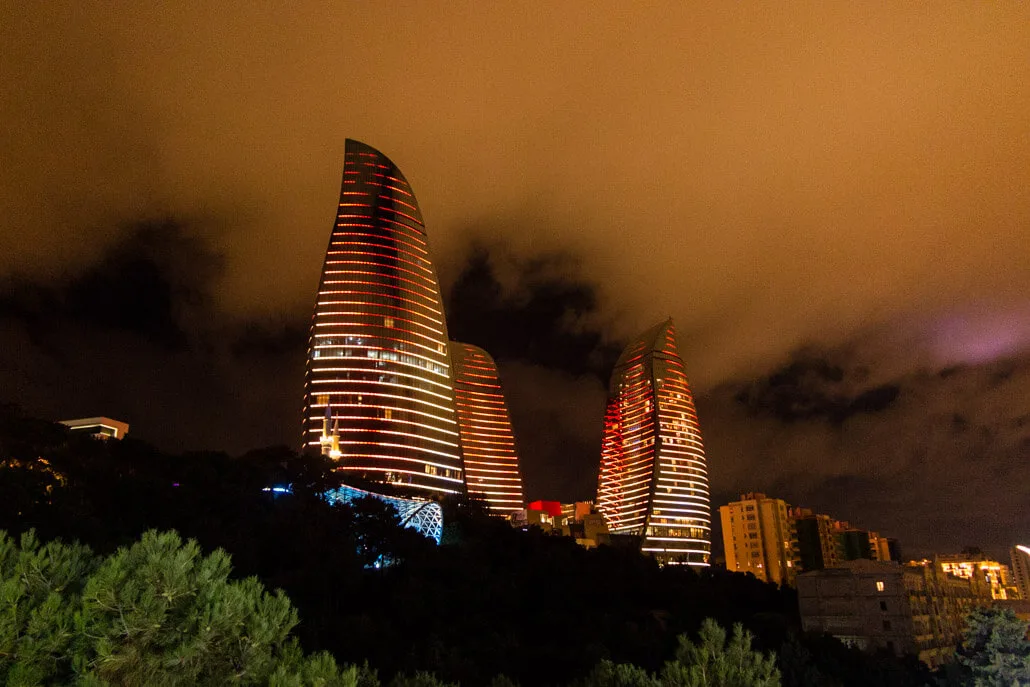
[[60, 417, 130, 440]]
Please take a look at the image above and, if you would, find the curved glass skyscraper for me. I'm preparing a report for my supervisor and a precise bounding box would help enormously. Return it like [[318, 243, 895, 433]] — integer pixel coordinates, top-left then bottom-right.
[[449, 342, 525, 513], [596, 319, 711, 566], [302, 140, 465, 496]]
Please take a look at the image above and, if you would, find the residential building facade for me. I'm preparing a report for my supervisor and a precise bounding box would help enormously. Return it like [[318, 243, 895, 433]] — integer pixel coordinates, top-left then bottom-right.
[[936, 553, 1016, 600], [721, 493, 799, 586], [798, 559, 988, 668]]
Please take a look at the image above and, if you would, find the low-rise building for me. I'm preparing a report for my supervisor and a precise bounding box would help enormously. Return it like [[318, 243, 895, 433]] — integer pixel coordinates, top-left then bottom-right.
[[514, 501, 611, 548], [60, 416, 130, 440], [798, 559, 988, 668]]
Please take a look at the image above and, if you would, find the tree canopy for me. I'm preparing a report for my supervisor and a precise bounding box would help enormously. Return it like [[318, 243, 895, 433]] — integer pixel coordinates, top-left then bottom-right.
[[0, 405, 936, 686], [956, 606, 1030, 687], [0, 529, 364, 685]]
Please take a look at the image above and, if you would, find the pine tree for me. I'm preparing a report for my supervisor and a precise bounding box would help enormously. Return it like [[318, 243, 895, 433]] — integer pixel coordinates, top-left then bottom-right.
[[0, 529, 365, 685], [956, 606, 1030, 687], [660, 619, 781, 687], [387, 672, 460, 687], [0, 530, 97, 684], [577, 659, 663, 687]]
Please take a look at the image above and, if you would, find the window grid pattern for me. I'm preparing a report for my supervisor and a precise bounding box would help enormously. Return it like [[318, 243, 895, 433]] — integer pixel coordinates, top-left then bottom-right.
[[450, 342, 526, 514], [302, 140, 465, 495], [596, 319, 711, 567]]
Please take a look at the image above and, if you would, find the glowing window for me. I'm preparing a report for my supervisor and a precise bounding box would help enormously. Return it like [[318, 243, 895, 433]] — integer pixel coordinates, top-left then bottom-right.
[[876, 581, 885, 592]]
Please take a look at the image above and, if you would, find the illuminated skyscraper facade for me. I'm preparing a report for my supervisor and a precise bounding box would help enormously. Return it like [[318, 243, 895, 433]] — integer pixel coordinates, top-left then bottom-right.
[[302, 140, 464, 496], [449, 342, 525, 513], [596, 319, 711, 566]]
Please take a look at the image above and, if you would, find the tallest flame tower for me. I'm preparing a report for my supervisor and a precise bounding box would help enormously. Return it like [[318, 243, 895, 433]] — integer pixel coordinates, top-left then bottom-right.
[[302, 140, 465, 495]]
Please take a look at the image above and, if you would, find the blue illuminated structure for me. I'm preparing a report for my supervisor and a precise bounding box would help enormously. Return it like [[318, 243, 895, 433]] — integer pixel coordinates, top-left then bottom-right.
[[324, 484, 444, 544], [263, 482, 444, 545]]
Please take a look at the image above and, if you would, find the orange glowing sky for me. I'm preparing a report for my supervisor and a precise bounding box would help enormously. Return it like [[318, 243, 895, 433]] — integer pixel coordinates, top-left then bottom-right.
[[4, 4, 1029, 382]]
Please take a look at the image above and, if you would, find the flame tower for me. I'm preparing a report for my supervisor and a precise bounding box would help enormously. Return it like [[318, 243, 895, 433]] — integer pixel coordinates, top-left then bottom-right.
[[596, 319, 710, 566], [449, 342, 525, 513], [302, 140, 464, 495]]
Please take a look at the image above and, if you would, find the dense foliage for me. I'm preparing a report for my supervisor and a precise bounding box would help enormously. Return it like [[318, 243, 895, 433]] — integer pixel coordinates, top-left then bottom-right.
[[577, 619, 780, 686], [0, 404, 940, 686], [954, 607, 1030, 686], [0, 529, 357, 685]]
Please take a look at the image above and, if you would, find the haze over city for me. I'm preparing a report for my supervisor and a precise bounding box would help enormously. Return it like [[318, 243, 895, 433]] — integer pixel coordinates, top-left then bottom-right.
[[2, 3, 1028, 559]]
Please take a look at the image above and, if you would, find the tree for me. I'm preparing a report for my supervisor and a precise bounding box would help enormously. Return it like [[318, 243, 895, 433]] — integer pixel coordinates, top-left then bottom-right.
[[345, 495, 433, 569], [387, 671, 460, 687], [660, 619, 781, 687], [577, 659, 662, 687], [0, 529, 362, 685], [956, 606, 1030, 687]]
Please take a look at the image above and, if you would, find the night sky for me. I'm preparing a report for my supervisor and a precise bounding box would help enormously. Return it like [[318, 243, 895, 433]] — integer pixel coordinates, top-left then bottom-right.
[[2, 4, 1028, 559]]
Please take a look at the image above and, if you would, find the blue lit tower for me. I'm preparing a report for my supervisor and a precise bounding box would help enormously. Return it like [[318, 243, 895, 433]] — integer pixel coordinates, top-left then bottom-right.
[[302, 140, 465, 496], [596, 319, 711, 566]]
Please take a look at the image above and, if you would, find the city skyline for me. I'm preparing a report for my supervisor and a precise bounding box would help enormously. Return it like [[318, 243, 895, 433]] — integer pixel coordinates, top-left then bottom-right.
[[1, 4, 1027, 558]]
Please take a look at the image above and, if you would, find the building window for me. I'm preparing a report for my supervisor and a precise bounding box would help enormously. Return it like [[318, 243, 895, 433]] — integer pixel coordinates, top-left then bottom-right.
[[880, 601, 887, 611], [883, 620, 892, 631], [876, 580, 885, 592]]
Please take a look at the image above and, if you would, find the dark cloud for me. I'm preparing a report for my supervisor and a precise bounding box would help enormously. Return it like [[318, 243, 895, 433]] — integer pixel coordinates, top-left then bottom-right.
[[0, 221, 304, 453], [497, 362, 607, 502], [0, 221, 221, 351], [735, 352, 900, 423], [446, 243, 617, 500], [700, 340, 1030, 559], [447, 243, 621, 376]]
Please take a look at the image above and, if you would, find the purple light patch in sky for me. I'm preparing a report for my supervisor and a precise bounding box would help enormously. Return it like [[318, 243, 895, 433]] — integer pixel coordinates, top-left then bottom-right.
[[930, 308, 1030, 365]]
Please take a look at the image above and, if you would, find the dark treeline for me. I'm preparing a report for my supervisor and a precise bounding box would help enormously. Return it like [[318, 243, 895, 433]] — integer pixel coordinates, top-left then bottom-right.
[[0, 403, 933, 686]]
